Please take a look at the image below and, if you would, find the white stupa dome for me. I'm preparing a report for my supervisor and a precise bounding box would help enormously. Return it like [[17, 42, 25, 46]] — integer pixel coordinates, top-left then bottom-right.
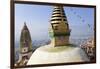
[[27, 44, 89, 65]]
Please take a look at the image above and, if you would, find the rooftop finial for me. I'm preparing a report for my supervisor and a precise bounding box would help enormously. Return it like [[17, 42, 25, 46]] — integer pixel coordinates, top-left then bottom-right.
[[24, 22, 26, 26]]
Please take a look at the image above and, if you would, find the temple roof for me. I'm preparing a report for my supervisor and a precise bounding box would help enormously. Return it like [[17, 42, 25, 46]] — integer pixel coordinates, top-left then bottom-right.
[[20, 22, 32, 52], [22, 22, 28, 31]]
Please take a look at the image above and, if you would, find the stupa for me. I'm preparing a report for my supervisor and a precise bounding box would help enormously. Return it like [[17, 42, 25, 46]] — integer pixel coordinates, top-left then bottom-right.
[[27, 5, 89, 65]]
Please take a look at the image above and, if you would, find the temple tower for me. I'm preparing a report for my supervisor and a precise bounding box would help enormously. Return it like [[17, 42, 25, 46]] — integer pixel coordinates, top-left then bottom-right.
[[17, 22, 32, 65], [49, 5, 71, 47]]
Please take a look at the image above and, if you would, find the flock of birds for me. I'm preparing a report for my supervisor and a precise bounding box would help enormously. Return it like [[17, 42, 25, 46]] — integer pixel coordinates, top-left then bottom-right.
[[66, 8, 92, 29]]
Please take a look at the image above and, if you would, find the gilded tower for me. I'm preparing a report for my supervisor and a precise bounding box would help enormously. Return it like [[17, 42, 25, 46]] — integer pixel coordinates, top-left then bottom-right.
[[49, 5, 71, 46], [16, 22, 32, 66]]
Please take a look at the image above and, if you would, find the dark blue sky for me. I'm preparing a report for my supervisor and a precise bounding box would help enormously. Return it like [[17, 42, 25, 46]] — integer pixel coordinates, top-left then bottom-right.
[[15, 4, 94, 41]]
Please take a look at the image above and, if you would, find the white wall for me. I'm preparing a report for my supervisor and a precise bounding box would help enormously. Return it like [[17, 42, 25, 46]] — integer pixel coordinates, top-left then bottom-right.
[[0, 0, 100, 69]]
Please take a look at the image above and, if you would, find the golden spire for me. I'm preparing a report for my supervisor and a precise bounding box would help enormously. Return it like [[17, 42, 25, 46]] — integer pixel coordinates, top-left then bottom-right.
[[49, 5, 71, 46]]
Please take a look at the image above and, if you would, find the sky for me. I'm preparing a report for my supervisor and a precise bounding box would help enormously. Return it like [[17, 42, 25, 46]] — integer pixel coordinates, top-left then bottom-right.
[[15, 4, 94, 41]]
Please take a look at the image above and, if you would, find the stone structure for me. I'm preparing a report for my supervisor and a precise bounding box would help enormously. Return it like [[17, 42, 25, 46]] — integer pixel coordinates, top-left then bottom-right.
[[15, 22, 32, 66]]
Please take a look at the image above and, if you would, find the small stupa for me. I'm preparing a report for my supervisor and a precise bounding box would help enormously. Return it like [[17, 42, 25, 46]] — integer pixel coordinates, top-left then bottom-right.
[[27, 5, 89, 65]]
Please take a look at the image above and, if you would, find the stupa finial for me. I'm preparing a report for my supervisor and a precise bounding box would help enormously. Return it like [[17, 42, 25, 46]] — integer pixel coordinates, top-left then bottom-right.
[[24, 22, 26, 26], [49, 5, 71, 47]]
